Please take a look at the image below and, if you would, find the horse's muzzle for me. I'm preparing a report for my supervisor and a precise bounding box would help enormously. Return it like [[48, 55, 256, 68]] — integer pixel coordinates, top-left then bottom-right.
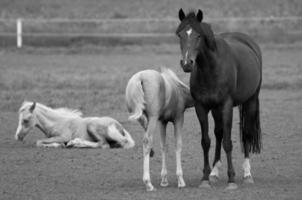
[[15, 132, 24, 141], [180, 60, 193, 73]]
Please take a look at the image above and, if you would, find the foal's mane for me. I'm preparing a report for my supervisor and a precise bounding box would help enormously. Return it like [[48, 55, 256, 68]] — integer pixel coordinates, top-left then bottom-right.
[[21, 101, 83, 118], [160, 67, 189, 91]]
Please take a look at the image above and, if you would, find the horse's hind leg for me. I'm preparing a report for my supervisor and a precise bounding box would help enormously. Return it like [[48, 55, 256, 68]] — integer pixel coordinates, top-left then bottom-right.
[[174, 116, 186, 188], [142, 116, 157, 191], [221, 99, 238, 190], [209, 109, 223, 183], [240, 92, 261, 184], [159, 121, 168, 187]]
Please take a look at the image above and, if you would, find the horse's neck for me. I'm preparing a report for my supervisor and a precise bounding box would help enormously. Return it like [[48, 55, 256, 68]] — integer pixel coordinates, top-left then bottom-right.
[[195, 49, 220, 85], [34, 105, 66, 137]]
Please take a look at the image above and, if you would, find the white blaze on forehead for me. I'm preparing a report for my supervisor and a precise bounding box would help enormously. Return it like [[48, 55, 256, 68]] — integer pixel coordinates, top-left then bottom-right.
[[186, 28, 192, 37], [15, 113, 23, 139]]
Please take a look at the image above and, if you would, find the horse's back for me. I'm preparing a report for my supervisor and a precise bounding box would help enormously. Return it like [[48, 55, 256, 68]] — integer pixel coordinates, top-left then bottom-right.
[[84, 116, 120, 127], [219, 32, 262, 69]]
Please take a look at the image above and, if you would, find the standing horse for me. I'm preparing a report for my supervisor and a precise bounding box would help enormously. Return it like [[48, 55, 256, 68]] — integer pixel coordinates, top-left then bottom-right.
[[125, 67, 194, 191], [176, 9, 262, 190], [15, 101, 135, 149]]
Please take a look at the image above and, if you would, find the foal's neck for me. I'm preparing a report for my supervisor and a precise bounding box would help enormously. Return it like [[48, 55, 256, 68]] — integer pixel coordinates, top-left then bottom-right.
[[34, 105, 67, 137]]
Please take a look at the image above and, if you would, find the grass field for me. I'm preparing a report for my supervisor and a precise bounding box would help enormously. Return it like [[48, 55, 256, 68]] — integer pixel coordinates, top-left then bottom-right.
[[0, 44, 302, 199]]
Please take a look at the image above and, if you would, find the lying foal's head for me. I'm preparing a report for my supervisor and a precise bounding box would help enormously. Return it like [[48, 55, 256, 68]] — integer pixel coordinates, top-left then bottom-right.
[[15, 101, 37, 141]]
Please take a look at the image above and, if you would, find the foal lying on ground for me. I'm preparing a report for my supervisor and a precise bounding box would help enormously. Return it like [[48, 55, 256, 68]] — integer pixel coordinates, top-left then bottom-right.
[[125, 67, 194, 191], [15, 101, 135, 149]]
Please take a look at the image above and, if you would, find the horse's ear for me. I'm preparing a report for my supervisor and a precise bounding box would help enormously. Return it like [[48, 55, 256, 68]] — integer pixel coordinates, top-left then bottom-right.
[[178, 8, 186, 21], [202, 23, 216, 51], [196, 9, 203, 22], [29, 102, 36, 113]]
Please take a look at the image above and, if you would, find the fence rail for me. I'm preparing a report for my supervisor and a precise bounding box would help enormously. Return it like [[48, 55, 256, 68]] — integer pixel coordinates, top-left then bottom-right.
[[0, 16, 301, 48]]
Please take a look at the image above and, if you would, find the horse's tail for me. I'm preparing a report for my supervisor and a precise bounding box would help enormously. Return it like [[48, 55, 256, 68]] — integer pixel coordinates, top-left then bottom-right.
[[125, 73, 146, 122], [239, 92, 262, 154]]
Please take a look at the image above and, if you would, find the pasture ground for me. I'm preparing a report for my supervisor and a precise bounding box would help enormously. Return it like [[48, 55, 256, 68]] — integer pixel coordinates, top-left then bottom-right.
[[0, 44, 302, 200]]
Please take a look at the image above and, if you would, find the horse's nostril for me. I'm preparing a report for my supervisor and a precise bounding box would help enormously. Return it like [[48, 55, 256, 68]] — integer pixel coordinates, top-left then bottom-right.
[[180, 60, 184, 66], [189, 60, 194, 65]]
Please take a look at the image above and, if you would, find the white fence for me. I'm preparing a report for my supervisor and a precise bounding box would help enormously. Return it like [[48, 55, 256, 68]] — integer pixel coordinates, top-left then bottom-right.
[[0, 16, 301, 48]]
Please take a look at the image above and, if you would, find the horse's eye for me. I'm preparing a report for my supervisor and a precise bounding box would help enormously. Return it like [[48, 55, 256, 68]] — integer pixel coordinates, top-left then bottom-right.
[[23, 119, 29, 124]]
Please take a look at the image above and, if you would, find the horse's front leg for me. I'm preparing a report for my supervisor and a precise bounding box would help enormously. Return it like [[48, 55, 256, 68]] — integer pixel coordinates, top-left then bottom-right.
[[195, 103, 211, 188], [174, 116, 186, 188], [143, 116, 157, 191], [222, 98, 238, 190], [36, 136, 68, 148], [159, 121, 168, 187], [209, 109, 223, 183]]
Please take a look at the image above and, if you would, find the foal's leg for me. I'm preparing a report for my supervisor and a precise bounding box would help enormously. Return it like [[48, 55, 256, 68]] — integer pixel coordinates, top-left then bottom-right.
[[209, 109, 223, 183], [174, 116, 186, 188], [195, 103, 211, 188], [159, 121, 168, 187], [222, 99, 238, 190], [36, 136, 68, 148], [143, 116, 157, 191], [87, 123, 110, 149], [66, 138, 109, 148]]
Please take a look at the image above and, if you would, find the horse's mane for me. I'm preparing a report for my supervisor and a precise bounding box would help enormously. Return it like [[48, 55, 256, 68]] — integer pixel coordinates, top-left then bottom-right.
[[160, 67, 189, 91], [21, 101, 83, 118]]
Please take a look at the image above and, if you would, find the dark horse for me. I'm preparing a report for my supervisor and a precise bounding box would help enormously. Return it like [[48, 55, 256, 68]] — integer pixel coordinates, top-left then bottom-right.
[[176, 9, 262, 190]]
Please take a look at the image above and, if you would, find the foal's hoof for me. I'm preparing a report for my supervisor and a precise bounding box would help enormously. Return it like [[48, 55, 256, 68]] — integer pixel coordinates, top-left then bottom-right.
[[146, 185, 156, 192], [243, 176, 254, 184], [209, 175, 219, 183], [224, 183, 238, 191], [178, 180, 186, 188], [199, 180, 211, 189]]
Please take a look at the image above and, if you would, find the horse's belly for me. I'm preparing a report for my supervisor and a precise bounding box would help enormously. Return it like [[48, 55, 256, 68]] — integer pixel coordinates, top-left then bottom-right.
[[233, 66, 261, 105]]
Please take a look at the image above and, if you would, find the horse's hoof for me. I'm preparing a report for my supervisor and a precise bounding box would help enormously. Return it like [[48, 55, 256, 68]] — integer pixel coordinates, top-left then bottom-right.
[[224, 183, 238, 191], [209, 175, 219, 183], [199, 180, 211, 189], [243, 176, 254, 184], [160, 181, 169, 187]]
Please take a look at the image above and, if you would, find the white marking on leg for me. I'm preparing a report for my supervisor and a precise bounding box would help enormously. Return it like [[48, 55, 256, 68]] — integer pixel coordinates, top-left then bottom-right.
[[242, 158, 252, 177], [143, 136, 154, 191], [210, 160, 222, 177], [142, 118, 156, 191]]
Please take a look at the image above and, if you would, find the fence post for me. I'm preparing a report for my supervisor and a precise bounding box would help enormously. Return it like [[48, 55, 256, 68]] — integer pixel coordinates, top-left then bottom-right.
[[17, 18, 22, 48]]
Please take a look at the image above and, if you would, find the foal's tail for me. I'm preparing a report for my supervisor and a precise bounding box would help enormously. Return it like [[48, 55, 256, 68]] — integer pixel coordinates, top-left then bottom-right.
[[125, 73, 146, 122], [239, 92, 262, 154]]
